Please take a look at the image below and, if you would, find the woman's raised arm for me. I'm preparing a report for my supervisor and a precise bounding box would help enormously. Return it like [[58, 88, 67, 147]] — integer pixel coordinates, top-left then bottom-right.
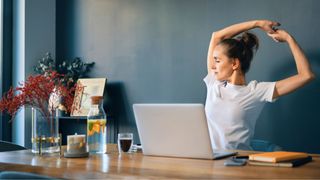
[[268, 29, 315, 99], [207, 20, 280, 73]]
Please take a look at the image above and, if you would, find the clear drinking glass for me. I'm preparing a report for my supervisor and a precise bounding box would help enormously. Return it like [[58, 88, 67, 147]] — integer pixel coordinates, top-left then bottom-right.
[[117, 133, 133, 153]]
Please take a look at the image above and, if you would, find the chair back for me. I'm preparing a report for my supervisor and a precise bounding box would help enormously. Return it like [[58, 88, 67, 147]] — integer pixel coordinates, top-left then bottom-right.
[[0, 140, 26, 152], [0, 171, 57, 179], [250, 139, 282, 152]]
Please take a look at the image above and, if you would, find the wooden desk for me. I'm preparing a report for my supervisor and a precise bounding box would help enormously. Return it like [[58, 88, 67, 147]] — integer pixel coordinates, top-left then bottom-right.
[[0, 145, 320, 179]]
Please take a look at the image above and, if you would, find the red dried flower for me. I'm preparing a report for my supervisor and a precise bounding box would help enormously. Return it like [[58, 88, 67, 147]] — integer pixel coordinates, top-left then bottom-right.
[[0, 71, 83, 121]]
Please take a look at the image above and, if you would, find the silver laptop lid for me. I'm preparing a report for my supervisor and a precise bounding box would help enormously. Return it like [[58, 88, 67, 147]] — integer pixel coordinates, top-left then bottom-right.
[[133, 104, 214, 159]]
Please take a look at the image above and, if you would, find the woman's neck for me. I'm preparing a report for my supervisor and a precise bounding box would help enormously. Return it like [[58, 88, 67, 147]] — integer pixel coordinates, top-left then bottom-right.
[[228, 71, 246, 85]]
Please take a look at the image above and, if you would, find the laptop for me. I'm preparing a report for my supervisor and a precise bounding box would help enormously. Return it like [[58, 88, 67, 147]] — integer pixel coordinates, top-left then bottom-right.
[[133, 104, 237, 159]]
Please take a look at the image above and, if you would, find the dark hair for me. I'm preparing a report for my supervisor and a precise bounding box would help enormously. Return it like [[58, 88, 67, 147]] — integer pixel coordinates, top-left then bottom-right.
[[218, 32, 259, 74]]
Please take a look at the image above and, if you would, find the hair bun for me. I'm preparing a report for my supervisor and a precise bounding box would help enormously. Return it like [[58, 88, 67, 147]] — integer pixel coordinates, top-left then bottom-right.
[[218, 32, 259, 74], [239, 32, 259, 51]]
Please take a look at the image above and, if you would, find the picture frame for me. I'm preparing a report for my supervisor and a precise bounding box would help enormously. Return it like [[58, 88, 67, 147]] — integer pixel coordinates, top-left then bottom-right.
[[71, 78, 107, 116]]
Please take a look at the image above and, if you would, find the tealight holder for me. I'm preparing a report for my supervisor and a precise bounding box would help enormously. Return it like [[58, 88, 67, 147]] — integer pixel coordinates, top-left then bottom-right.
[[64, 133, 89, 158]]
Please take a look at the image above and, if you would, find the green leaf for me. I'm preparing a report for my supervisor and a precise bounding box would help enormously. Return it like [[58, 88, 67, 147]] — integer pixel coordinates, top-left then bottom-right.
[[88, 121, 93, 131]]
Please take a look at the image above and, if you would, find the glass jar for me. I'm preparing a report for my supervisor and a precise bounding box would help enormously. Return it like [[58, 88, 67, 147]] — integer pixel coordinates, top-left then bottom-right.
[[87, 96, 107, 153], [31, 107, 60, 154]]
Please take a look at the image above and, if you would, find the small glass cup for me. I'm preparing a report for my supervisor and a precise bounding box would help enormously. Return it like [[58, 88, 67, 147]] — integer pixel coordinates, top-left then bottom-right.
[[117, 133, 133, 153]]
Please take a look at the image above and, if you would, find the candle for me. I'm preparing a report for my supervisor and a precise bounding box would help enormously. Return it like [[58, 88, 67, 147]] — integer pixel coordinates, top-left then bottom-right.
[[67, 134, 87, 154]]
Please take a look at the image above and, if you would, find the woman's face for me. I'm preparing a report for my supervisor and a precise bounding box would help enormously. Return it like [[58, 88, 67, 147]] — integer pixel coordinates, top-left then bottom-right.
[[211, 45, 235, 81]]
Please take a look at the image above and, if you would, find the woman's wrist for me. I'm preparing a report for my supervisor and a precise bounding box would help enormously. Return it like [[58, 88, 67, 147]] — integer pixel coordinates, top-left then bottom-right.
[[286, 35, 295, 44], [253, 20, 261, 28]]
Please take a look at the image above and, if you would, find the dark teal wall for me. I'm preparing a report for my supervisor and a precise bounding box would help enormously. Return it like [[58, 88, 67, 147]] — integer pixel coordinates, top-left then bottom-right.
[[56, 0, 320, 153]]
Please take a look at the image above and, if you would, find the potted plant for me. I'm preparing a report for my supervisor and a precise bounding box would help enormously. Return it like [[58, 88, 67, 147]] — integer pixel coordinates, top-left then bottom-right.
[[0, 71, 83, 153], [33, 52, 95, 114], [34, 52, 95, 88]]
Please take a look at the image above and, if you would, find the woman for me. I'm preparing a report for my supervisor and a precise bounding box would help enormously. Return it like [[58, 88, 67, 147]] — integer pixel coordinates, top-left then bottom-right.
[[205, 20, 315, 150]]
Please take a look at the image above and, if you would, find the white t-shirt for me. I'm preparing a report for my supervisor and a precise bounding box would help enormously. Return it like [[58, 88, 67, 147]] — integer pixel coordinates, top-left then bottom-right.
[[204, 72, 276, 150]]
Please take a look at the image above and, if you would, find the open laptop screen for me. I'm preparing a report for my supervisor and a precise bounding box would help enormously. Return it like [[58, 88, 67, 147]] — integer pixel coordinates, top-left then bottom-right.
[[133, 104, 215, 159]]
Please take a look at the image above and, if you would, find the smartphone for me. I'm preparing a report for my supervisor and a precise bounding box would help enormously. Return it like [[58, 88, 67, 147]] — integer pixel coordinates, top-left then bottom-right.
[[224, 158, 247, 166], [234, 155, 249, 159]]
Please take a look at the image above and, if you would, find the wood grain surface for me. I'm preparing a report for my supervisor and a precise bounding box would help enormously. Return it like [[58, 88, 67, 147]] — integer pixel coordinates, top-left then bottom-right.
[[0, 144, 319, 179]]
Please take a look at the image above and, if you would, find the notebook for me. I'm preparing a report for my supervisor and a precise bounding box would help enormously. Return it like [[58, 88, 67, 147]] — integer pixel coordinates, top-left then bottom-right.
[[133, 104, 237, 159], [249, 151, 309, 163], [248, 156, 312, 167]]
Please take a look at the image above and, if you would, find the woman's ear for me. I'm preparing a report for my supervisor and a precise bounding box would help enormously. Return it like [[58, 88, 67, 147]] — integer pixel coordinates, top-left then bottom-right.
[[232, 58, 241, 70]]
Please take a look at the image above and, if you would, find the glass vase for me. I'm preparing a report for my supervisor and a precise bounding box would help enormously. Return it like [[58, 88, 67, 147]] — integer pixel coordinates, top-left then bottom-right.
[[31, 107, 60, 154]]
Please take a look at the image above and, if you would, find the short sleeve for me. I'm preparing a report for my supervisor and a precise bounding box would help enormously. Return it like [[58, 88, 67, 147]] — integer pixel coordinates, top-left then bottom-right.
[[254, 82, 277, 102], [203, 72, 216, 87]]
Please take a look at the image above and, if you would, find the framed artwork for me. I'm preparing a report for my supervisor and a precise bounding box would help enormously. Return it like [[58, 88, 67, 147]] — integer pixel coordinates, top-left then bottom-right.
[[71, 78, 107, 116]]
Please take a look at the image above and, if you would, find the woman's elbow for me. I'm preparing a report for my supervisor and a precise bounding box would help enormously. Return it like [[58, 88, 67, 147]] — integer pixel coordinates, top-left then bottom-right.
[[304, 72, 316, 83], [213, 31, 225, 42]]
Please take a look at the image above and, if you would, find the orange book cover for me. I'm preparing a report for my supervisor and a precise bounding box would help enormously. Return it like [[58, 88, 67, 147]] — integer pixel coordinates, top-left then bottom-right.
[[249, 151, 309, 163]]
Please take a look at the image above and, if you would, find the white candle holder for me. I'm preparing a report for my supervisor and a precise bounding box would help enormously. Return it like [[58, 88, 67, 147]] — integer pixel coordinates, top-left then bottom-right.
[[64, 133, 89, 158]]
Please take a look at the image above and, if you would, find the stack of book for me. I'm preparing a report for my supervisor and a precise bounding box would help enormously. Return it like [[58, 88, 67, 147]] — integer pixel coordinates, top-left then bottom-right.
[[248, 151, 312, 167]]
